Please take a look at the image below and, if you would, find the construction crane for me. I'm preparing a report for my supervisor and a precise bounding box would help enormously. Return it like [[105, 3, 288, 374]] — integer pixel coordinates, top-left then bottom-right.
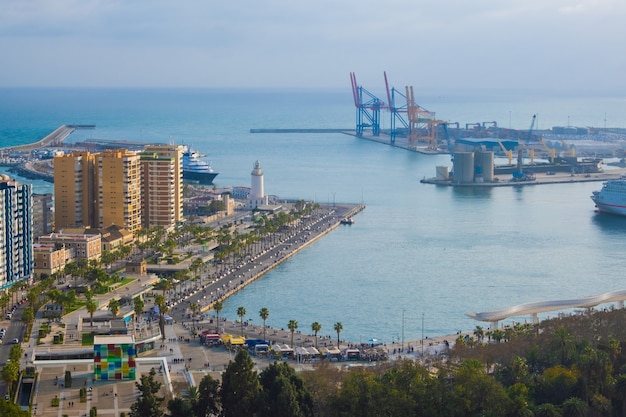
[[350, 72, 384, 137]]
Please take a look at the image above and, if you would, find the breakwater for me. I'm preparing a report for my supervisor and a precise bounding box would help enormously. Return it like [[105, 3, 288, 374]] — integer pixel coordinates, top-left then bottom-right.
[[250, 128, 353, 133]]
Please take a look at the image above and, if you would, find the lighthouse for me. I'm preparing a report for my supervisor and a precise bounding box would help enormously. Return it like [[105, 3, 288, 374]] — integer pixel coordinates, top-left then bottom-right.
[[247, 160, 268, 209]]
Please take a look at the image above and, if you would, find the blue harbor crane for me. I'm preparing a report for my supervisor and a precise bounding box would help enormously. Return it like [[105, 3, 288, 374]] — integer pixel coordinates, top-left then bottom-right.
[[350, 72, 384, 137], [384, 72, 409, 144]]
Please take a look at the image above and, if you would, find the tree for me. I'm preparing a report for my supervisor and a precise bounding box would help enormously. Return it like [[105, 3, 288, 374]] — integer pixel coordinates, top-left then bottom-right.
[[10, 343, 23, 364], [190, 303, 199, 330], [109, 298, 120, 317], [259, 361, 314, 417], [562, 397, 588, 417], [155, 295, 168, 341], [221, 350, 261, 417], [213, 300, 223, 333], [288, 320, 298, 347], [21, 306, 34, 329], [195, 374, 221, 417], [334, 322, 343, 348], [259, 307, 270, 341], [130, 367, 165, 417], [0, 397, 29, 416], [551, 326, 576, 366], [134, 296, 145, 323], [86, 297, 98, 328], [237, 306, 246, 337], [311, 322, 322, 349]]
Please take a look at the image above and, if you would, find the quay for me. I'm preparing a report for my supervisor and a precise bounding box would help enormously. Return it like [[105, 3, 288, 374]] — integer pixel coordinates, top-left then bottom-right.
[[420, 170, 626, 187], [250, 128, 353, 133]]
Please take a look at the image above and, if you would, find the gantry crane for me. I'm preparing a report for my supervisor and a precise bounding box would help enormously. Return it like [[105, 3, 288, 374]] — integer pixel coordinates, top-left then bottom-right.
[[383, 71, 408, 143], [350, 72, 384, 137], [382, 72, 439, 148], [405, 85, 439, 150]]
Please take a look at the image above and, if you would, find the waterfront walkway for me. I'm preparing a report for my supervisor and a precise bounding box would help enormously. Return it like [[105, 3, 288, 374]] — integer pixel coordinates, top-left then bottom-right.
[[467, 289, 626, 328]]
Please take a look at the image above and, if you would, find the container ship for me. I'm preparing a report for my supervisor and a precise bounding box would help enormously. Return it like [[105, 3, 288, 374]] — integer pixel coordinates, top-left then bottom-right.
[[182, 147, 218, 185]]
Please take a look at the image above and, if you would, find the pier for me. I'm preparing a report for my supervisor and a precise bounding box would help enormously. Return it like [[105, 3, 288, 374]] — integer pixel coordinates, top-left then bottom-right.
[[1, 124, 95, 153]]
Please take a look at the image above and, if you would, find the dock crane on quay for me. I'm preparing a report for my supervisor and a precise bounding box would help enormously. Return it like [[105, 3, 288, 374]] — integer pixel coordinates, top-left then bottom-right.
[[383, 71, 439, 148], [350, 72, 384, 137]]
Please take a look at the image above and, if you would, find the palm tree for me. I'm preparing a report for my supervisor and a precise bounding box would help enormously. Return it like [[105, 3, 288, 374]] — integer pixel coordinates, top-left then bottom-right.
[[133, 296, 144, 323], [334, 322, 343, 348], [288, 320, 298, 346], [473, 325, 484, 343], [109, 298, 120, 317], [190, 302, 199, 330], [311, 322, 322, 349], [155, 294, 168, 340], [259, 307, 270, 341], [86, 298, 98, 328], [213, 300, 223, 333], [237, 306, 246, 336]]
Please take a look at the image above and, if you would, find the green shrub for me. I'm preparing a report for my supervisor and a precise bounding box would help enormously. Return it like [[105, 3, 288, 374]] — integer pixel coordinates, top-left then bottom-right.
[[80, 387, 87, 403], [64, 370, 72, 388], [90, 406, 98, 417], [51, 396, 60, 407]]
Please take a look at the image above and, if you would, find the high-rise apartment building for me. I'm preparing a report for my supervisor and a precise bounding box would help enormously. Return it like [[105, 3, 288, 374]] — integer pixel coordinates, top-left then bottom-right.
[[0, 176, 33, 290], [94, 150, 142, 233], [53, 151, 95, 229], [54, 145, 183, 234], [54, 150, 141, 233], [141, 145, 184, 230], [32, 193, 54, 238]]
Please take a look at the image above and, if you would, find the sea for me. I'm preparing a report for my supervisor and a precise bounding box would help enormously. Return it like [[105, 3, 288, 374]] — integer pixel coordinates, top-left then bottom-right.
[[2, 86, 626, 344]]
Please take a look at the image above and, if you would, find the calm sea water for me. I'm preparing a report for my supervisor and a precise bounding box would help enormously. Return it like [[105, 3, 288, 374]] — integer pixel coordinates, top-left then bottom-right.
[[2, 87, 626, 343]]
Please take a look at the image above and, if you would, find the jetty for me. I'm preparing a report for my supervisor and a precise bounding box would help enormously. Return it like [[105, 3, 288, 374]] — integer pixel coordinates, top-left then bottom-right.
[[3, 124, 94, 152]]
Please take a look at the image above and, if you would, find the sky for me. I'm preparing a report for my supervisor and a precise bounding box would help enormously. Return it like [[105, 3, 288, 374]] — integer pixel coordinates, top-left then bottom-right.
[[1, 0, 625, 92]]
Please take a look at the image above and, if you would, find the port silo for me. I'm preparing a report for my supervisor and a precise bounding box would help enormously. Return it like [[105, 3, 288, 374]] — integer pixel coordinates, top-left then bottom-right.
[[474, 151, 494, 182], [453, 152, 474, 184], [436, 166, 450, 180]]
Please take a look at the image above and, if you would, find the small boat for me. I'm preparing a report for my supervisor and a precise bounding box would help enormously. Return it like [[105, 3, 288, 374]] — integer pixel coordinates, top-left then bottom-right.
[[591, 179, 626, 216], [340, 218, 354, 225]]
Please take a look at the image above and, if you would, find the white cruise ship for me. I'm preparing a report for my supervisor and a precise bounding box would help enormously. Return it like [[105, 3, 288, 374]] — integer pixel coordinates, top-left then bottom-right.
[[591, 179, 626, 216]]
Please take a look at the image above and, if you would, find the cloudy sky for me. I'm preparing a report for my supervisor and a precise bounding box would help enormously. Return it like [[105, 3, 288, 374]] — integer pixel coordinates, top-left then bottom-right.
[[1, 0, 625, 92]]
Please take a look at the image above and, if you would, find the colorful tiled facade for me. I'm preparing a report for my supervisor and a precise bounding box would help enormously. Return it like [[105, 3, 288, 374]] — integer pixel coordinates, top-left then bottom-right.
[[93, 335, 136, 381]]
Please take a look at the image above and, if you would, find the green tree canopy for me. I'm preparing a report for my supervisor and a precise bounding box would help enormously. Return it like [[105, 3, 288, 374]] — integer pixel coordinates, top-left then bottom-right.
[[220, 350, 261, 417], [130, 368, 165, 417]]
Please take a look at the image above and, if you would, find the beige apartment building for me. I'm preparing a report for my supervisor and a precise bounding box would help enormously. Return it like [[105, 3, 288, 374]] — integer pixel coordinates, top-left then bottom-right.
[[54, 146, 183, 234], [94, 150, 142, 233], [53, 151, 95, 229], [141, 145, 184, 230]]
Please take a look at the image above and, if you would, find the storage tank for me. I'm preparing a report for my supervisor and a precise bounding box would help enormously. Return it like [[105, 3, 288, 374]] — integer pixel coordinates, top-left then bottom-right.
[[453, 152, 474, 184], [435, 166, 450, 180], [474, 151, 494, 182]]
